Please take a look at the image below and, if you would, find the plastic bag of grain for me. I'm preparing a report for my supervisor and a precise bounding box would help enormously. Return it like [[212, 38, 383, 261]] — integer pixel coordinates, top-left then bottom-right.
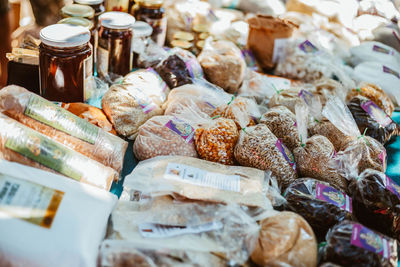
[[349, 41, 400, 68]]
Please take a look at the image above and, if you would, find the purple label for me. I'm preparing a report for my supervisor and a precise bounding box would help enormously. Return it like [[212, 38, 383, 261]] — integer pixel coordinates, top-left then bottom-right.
[[383, 66, 400, 79], [315, 183, 352, 212], [361, 100, 392, 127], [379, 150, 386, 168], [184, 58, 204, 79], [373, 45, 394, 55], [275, 139, 296, 170], [298, 89, 314, 105], [351, 223, 391, 259], [207, 9, 219, 22], [241, 49, 258, 71], [385, 175, 400, 200], [250, 115, 260, 124], [299, 40, 318, 53], [165, 117, 195, 143]]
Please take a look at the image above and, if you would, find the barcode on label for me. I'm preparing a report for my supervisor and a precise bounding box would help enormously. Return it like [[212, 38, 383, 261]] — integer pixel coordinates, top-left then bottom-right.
[[139, 221, 223, 238], [164, 163, 241, 192]]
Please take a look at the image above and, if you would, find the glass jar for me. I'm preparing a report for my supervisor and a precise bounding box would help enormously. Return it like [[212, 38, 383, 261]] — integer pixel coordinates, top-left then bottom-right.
[[61, 4, 95, 20], [131, 21, 152, 69], [105, 0, 129, 12], [98, 11, 135, 79], [39, 24, 92, 102], [73, 0, 105, 26], [135, 0, 167, 46]]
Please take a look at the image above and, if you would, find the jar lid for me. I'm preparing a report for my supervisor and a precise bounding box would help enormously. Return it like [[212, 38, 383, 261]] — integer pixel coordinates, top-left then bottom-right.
[[173, 31, 194, 41], [40, 24, 91, 48], [133, 21, 153, 38], [74, 0, 104, 5], [58, 17, 94, 30], [171, 40, 193, 50], [99, 11, 136, 29], [61, 4, 95, 19], [139, 0, 164, 8]]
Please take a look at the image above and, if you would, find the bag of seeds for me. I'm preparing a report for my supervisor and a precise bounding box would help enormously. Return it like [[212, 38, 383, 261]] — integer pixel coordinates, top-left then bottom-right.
[[260, 105, 301, 151], [267, 86, 314, 114], [293, 103, 347, 190], [320, 220, 398, 267], [347, 96, 400, 145], [155, 47, 204, 89], [234, 124, 297, 189], [283, 178, 354, 241], [212, 96, 261, 130], [312, 78, 347, 106], [322, 97, 386, 173]]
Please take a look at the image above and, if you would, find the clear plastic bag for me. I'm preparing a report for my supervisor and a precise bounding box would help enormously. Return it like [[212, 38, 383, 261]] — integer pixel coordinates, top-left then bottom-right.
[[283, 178, 354, 241], [267, 86, 314, 114], [137, 39, 169, 69], [197, 39, 246, 94], [234, 124, 297, 189], [312, 77, 347, 105], [320, 220, 398, 267], [0, 85, 127, 174]]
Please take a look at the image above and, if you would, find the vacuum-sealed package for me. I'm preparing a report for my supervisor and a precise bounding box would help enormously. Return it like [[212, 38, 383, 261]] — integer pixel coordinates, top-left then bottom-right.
[[0, 85, 128, 174], [122, 155, 283, 209], [155, 47, 204, 89], [197, 39, 246, 94], [0, 160, 117, 267], [347, 169, 400, 240], [260, 105, 301, 151], [234, 124, 297, 189], [107, 200, 260, 265], [349, 41, 400, 67], [283, 178, 353, 241], [212, 96, 261, 130], [0, 113, 117, 190], [250, 211, 317, 267], [322, 97, 386, 173], [346, 82, 394, 116], [133, 115, 198, 161], [347, 96, 400, 145], [321, 220, 398, 267]]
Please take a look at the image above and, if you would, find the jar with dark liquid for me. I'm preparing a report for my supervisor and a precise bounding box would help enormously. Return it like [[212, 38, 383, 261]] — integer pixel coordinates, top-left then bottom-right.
[[39, 24, 92, 102], [135, 0, 166, 46], [73, 0, 105, 26], [98, 12, 135, 79]]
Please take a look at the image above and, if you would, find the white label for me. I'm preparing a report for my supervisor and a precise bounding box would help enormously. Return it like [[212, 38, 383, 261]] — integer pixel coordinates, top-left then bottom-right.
[[164, 163, 241, 192], [272, 38, 288, 63], [97, 46, 109, 78], [268, 76, 291, 90], [139, 221, 224, 238]]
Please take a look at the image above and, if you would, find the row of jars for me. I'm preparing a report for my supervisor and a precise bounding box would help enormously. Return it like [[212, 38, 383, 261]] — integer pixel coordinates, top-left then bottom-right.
[[38, 8, 163, 103]]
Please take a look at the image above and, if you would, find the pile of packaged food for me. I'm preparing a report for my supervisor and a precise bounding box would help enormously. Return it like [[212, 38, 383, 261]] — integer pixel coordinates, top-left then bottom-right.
[[3, 0, 400, 266]]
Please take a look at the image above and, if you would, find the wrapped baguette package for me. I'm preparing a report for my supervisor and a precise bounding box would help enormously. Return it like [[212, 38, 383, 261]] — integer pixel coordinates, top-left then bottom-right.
[[0, 85, 128, 174], [0, 113, 117, 190]]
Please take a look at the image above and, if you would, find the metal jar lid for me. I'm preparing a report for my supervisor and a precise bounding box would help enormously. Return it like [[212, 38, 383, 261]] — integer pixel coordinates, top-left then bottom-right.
[[99, 11, 136, 30], [132, 21, 153, 38], [40, 24, 91, 48], [58, 17, 94, 30], [61, 4, 95, 19], [74, 0, 104, 5]]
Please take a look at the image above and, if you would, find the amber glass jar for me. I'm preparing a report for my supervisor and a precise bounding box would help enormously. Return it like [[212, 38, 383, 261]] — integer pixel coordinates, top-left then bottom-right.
[[98, 11, 135, 79], [135, 0, 166, 46], [61, 4, 95, 20], [73, 0, 105, 26], [39, 24, 92, 102]]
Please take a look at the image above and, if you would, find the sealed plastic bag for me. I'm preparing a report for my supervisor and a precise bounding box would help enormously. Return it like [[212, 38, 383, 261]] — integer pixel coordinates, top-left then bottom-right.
[[238, 70, 280, 104], [267, 86, 314, 114], [348, 96, 400, 145], [107, 200, 260, 265], [122, 155, 282, 209], [0, 85, 127, 173], [260, 105, 301, 151], [0, 160, 117, 267], [234, 124, 297, 189], [197, 39, 246, 94], [155, 47, 204, 89], [346, 82, 394, 116], [312, 77, 347, 105], [250, 211, 318, 267], [0, 113, 117, 190], [349, 41, 400, 68], [283, 178, 354, 241], [133, 115, 198, 161], [320, 220, 398, 267]]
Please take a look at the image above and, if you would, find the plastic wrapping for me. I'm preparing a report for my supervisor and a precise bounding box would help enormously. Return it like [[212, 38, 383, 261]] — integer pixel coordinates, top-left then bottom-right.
[[122, 155, 283, 209], [197, 39, 246, 94], [0, 85, 127, 174], [348, 96, 400, 145], [137, 40, 169, 68], [250, 211, 318, 267], [0, 160, 117, 267], [107, 200, 261, 265], [312, 78, 347, 105], [349, 41, 400, 68], [309, 118, 350, 152], [238, 70, 278, 104], [346, 82, 394, 116], [283, 178, 354, 241], [234, 124, 297, 189], [321, 220, 398, 267], [347, 169, 400, 240], [133, 115, 198, 161], [267, 86, 313, 114], [212, 96, 261, 130], [260, 105, 301, 151], [0, 113, 118, 190], [155, 47, 204, 89]]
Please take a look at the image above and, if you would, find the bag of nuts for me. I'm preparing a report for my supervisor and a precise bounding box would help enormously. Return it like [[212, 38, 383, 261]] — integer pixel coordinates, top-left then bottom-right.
[[234, 124, 297, 189]]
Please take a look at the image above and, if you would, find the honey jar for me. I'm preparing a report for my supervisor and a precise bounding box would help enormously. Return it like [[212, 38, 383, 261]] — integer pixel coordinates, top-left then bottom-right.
[[135, 0, 166, 46], [73, 0, 105, 26]]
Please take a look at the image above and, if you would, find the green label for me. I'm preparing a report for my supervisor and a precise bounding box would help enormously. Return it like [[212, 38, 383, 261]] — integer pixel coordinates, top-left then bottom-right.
[[24, 95, 99, 144], [5, 126, 82, 181]]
